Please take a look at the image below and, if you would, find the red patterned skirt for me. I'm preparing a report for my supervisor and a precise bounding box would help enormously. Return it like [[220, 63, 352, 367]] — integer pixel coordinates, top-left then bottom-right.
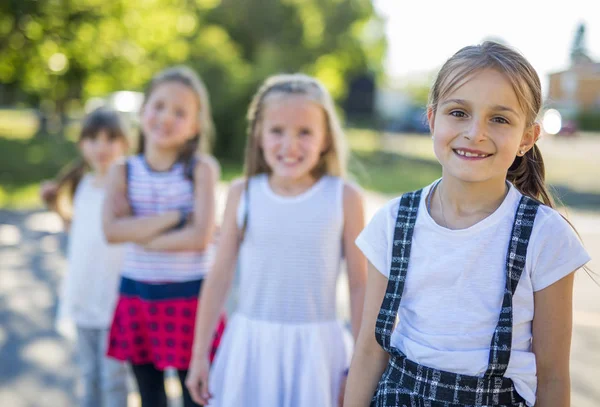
[[107, 277, 226, 370]]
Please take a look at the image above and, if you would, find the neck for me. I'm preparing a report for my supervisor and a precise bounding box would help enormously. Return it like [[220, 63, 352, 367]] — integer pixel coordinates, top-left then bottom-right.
[[440, 174, 508, 217], [268, 173, 318, 196], [90, 168, 108, 187], [144, 145, 180, 171]]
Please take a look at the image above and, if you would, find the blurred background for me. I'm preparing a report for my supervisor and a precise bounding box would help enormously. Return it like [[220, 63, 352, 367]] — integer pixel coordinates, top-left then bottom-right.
[[0, 0, 598, 406]]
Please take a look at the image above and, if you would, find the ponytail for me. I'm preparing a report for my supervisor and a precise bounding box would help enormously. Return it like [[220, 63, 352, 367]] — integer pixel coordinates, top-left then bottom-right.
[[507, 144, 555, 208], [509, 143, 596, 279], [179, 134, 200, 181], [43, 159, 88, 222]]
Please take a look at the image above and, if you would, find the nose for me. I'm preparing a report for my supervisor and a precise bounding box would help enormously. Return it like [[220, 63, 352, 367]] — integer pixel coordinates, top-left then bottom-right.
[[282, 133, 298, 153], [96, 138, 111, 154], [464, 117, 486, 141], [159, 109, 174, 127]]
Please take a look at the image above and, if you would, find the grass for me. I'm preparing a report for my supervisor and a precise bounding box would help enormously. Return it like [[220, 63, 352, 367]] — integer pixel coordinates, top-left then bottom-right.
[[1, 113, 598, 209], [0, 109, 39, 140], [376, 131, 600, 194], [349, 129, 600, 210], [0, 135, 79, 208]]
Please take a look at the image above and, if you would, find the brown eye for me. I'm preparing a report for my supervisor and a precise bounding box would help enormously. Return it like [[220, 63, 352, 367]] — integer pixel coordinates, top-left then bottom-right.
[[450, 110, 467, 118]]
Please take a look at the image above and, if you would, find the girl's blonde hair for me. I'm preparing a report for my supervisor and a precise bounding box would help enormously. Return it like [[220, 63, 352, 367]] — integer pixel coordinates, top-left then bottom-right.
[[137, 66, 215, 174], [244, 73, 348, 179], [428, 41, 554, 207], [44, 107, 128, 221]]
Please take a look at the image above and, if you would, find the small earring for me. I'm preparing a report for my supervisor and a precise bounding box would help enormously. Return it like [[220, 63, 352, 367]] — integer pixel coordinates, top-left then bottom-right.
[[519, 149, 524, 156]]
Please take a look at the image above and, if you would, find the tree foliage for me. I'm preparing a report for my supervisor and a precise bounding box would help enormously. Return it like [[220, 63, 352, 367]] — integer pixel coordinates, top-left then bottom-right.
[[0, 0, 386, 158]]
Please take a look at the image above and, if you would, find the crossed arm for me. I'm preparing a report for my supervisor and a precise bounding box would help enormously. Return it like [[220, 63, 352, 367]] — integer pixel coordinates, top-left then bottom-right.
[[102, 155, 220, 251]]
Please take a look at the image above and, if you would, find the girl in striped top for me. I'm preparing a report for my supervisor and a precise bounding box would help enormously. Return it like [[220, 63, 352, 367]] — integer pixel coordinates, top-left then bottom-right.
[[103, 66, 225, 407], [186, 74, 368, 407]]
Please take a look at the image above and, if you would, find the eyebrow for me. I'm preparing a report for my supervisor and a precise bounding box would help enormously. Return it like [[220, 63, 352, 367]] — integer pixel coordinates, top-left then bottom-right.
[[441, 99, 519, 115]]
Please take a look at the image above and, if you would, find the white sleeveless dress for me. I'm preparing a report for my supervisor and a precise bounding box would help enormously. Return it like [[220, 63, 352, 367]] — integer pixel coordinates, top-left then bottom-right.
[[209, 174, 352, 407]]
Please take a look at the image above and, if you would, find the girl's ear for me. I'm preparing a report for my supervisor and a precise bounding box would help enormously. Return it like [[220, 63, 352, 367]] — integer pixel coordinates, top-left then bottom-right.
[[519, 122, 541, 155], [427, 106, 435, 134], [321, 131, 332, 154], [190, 116, 201, 141]]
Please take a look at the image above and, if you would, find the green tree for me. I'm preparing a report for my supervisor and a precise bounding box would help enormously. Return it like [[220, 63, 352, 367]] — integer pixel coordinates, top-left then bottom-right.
[[0, 0, 385, 159]]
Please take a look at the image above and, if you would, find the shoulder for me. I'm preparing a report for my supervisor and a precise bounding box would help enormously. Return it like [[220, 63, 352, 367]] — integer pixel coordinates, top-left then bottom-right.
[[342, 180, 363, 200], [341, 180, 364, 212], [375, 195, 404, 223], [228, 177, 247, 198], [193, 153, 220, 181], [531, 203, 578, 240], [527, 204, 591, 291]]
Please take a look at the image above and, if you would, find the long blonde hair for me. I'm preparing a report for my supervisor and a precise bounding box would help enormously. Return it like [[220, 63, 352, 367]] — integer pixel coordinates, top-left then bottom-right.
[[244, 73, 348, 179], [238, 74, 348, 239], [428, 41, 553, 207], [137, 66, 215, 175]]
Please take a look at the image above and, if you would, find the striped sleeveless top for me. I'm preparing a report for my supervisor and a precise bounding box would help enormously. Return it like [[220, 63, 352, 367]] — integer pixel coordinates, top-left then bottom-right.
[[121, 155, 214, 282], [235, 174, 345, 323]]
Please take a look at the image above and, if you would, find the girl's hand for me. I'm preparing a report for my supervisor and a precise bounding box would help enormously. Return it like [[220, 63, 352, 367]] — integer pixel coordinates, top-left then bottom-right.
[[40, 181, 58, 204], [185, 355, 212, 405]]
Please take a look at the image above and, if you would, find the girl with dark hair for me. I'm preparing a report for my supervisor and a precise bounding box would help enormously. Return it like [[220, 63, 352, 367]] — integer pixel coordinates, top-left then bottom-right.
[[41, 107, 130, 407]]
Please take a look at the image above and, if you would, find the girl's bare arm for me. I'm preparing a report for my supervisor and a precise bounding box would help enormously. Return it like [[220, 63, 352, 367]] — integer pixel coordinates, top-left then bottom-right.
[[532, 272, 575, 407], [342, 183, 368, 340], [191, 179, 245, 358], [344, 263, 390, 406]]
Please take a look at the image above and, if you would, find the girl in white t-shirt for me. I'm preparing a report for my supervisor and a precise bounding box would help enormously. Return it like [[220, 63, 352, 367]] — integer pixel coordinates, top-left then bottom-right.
[[40, 107, 129, 407], [344, 41, 590, 407]]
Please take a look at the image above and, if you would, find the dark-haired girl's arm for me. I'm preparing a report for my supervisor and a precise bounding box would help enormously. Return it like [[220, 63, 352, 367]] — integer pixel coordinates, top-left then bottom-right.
[[344, 263, 390, 406], [142, 155, 219, 251], [532, 272, 575, 407], [102, 161, 180, 244]]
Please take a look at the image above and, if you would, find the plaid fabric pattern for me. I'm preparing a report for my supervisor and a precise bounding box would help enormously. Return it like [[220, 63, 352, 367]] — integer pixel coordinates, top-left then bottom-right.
[[484, 197, 539, 377], [371, 191, 539, 406]]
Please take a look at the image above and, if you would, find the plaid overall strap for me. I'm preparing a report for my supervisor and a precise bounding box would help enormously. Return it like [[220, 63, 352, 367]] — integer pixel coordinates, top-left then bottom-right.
[[374, 189, 422, 354], [485, 195, 539, 377]]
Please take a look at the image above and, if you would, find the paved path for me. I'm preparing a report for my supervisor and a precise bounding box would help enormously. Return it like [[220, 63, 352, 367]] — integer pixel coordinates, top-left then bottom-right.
[[0, 186, 598, 406]]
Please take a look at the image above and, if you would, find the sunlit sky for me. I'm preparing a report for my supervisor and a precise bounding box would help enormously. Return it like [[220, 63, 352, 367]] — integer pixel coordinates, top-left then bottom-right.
[[374, 0, 600, 95]]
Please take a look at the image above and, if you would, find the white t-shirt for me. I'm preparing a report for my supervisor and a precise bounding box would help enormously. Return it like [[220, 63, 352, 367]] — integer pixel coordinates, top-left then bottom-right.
[[57, 175, 125, 331], [356, 180, 590, 406]]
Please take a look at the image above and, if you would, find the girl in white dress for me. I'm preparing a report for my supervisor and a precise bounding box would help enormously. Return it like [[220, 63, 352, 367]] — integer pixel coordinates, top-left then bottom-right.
[[40, 107, 129, 407], [185, 74, 368, 407]]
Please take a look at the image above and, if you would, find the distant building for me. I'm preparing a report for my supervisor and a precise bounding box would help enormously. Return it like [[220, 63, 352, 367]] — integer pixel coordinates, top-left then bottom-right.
[[547, 60, 600, 116], [546, 23, 600, 118]]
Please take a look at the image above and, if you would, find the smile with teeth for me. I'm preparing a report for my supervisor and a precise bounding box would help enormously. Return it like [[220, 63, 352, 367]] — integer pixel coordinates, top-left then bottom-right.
[[281, 156, 301, 164], [453, 149, 491, 158]]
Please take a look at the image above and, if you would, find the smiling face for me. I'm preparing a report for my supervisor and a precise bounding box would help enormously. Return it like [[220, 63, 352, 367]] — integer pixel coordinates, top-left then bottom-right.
[[140, 81, 199, 151], [80, 129, 127, 174], [258, 94, 329, 183], [428, 68, 537, 185]]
